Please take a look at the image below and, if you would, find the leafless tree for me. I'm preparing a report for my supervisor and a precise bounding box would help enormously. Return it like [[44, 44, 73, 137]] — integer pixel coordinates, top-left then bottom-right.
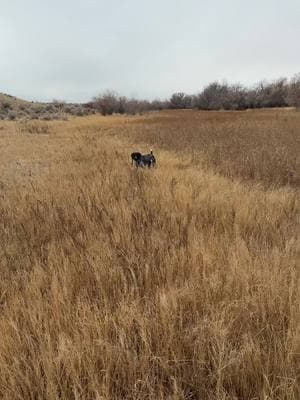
[[286, 73, 300, 109], [87, 74, 299, 115], [93, 90, 119, 115], [170, 92, 192, 109]]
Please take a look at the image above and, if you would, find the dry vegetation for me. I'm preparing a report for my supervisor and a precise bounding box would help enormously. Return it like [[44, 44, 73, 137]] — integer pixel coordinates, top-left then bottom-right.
[[123, 109, 300, 188], [0, 110, 299, 400], [0, 93, 94, 121]]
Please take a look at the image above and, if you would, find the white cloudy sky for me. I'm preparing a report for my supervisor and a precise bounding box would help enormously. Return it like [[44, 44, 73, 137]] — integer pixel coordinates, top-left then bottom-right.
[[0, 0, 299, 102]]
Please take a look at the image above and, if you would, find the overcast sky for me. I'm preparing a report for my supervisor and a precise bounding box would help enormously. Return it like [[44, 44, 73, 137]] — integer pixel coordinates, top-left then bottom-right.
[[0, 0, 299, 102]]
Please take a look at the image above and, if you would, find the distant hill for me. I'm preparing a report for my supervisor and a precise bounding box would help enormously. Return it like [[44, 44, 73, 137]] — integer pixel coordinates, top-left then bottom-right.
[[0, 93, 95, 120], [0, 92, 31, 106]]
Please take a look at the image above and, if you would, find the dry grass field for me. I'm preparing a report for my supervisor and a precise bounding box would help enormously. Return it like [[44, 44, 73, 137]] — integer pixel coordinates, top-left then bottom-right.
[[0, 110, 299, 399]]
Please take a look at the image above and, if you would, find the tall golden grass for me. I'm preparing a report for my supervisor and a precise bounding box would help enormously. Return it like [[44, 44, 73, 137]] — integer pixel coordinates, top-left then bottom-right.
[[123, 109, 299, 188], [0, 110, 299, 399]]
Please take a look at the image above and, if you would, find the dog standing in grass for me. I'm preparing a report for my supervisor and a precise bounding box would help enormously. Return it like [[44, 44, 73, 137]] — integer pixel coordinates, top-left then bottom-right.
[[131, 149, 156, 168]]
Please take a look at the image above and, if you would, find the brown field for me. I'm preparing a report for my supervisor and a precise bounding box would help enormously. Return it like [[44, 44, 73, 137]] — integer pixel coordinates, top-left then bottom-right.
[[0, 110, 299, 399]]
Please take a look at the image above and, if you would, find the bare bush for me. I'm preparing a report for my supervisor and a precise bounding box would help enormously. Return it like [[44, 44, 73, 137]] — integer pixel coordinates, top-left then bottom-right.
[[91, 91, 166, 115], [93, 90, 120, 115], [169, 75, 297, 111], [170, 92, 192, 109], [8, 111, 17, 120], [286, 73, 300, 108]]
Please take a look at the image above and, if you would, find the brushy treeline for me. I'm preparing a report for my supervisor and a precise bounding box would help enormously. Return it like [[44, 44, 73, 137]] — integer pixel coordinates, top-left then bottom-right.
[[0, 111, 299, 399], [2, 73, 300, 121], [90, 73, 300, 115]]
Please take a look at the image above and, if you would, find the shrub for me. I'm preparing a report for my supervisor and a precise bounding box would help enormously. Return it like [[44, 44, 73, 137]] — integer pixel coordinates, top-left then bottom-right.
[[286, 73, 300, 108], [8, 111, 17, 120]]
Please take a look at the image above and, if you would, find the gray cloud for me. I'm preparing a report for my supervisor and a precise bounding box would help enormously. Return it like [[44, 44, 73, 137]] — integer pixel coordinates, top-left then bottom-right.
[[1, 0, 299, 102]]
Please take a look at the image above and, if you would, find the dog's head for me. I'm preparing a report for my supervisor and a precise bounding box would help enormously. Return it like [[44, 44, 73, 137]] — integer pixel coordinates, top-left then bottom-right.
[[131, 152, 142, 161]]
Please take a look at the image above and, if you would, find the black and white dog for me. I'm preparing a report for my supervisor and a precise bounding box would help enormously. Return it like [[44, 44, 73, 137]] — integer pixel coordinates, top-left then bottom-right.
[[131, 149, 156, 168], [131, 152, 142, 166]]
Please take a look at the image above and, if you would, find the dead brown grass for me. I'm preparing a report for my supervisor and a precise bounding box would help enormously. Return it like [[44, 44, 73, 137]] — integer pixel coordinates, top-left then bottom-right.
[[0, 111, 299, 399], [122, 109, 300, 188]]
